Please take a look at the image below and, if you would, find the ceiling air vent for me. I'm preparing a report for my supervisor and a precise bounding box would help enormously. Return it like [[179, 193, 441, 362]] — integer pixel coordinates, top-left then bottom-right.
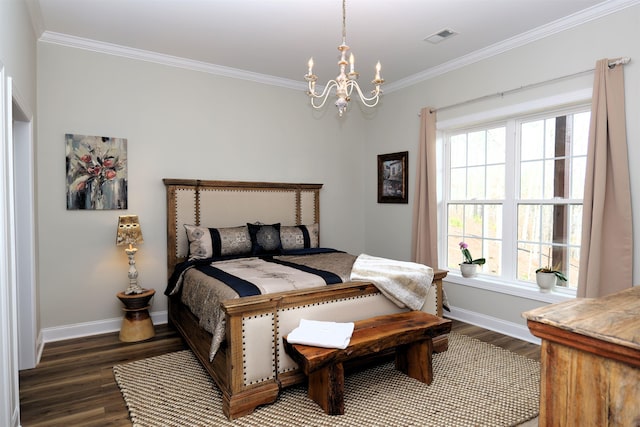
[[424, 28, 458, 44]]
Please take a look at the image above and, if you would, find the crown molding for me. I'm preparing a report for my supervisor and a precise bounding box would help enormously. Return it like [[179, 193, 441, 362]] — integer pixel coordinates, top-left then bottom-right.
[[39, 31, 307, 92], [385, 0, 640, 93], [38, 0, 640, 94]]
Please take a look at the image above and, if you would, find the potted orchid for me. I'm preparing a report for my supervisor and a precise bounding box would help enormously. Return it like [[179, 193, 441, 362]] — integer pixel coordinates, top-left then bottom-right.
[[535, 266, 567, 292], [535, 250, 567, 292], [459, 242, 485, 278]]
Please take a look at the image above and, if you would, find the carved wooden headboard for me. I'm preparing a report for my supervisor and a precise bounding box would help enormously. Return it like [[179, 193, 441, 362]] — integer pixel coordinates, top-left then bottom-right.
[[163, 179, 322, 276]]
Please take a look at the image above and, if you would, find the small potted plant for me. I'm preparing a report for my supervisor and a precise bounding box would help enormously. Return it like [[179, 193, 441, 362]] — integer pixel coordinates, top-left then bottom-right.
[[535, 264, 567, 292], [458, 242, 485, 278]]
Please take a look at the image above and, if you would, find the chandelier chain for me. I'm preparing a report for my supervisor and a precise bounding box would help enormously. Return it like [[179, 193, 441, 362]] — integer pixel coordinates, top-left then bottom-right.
[[342, 0, 347, 41]]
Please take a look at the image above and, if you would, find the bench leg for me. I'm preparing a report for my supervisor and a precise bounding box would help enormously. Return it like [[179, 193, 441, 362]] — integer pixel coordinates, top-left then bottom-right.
[[395, 338, 434, 385], [308, 362, 345, 415]]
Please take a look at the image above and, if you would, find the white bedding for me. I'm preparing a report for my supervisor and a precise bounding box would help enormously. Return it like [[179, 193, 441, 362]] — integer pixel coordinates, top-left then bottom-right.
[[350, 253, 434, 311]]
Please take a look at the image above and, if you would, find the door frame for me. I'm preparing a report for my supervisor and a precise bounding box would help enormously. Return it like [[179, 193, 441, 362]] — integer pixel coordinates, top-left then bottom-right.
[[0, 64, 21, 427], [12, 80, 38, 370]]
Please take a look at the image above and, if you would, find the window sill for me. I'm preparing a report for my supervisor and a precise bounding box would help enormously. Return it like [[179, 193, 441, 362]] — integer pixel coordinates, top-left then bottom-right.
[[444, 272, 576, 304]]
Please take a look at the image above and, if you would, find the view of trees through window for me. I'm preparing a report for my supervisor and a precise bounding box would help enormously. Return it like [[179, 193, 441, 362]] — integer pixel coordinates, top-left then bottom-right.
[[445, 107, 590, 291]]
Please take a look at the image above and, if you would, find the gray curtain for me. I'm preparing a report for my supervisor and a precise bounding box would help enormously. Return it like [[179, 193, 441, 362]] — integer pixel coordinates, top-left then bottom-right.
[[412, 107, 438, 267], [577, 58, 632, 297]]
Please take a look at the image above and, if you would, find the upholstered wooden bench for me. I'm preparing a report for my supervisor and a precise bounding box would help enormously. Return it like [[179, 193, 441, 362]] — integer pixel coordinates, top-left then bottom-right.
[[283, 311, 452, 415]]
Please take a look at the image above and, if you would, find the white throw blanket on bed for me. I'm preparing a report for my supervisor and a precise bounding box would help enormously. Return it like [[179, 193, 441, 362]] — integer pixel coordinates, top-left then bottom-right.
[[287, 319, 355, 349], [350, 254, 434, 311]]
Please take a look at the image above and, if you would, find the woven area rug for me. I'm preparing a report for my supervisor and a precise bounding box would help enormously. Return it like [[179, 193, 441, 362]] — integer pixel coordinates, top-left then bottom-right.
[[114, 332, 540, 426]]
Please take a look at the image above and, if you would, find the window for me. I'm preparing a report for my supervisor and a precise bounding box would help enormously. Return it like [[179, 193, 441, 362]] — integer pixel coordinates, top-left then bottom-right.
[[444, 106, 590, 291]]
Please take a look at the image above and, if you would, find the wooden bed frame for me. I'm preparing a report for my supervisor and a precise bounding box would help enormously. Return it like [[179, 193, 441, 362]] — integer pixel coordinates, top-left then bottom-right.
[[163, 179, 448, 419]]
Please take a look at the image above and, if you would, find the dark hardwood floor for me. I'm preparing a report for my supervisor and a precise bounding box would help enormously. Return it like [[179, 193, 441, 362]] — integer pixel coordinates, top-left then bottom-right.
[[18, 319, 540, 426]]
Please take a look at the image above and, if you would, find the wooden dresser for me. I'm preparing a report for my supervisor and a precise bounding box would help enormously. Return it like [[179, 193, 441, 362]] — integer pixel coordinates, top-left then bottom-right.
[[523, 287, 640, 427]]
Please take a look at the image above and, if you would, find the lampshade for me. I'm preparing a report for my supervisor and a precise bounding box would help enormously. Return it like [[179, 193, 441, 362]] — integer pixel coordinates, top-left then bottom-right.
[[116, 215, 144, 246]]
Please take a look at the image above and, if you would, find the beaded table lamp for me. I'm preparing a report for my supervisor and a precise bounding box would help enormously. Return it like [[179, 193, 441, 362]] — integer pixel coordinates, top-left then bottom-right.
[[116, 215, 144, 295]]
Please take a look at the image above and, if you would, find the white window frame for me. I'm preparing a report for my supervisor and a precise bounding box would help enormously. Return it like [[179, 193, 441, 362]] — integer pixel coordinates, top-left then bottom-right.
[[437, 90, 591, 303]]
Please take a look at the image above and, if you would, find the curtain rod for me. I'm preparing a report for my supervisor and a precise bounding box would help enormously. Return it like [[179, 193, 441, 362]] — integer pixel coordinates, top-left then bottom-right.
[[423, 57, 630, 115]]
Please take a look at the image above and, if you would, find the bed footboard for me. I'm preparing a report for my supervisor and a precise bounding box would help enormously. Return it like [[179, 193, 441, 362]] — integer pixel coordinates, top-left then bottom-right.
[[169, 270, 447, 419], [169, 296, 282, 419]]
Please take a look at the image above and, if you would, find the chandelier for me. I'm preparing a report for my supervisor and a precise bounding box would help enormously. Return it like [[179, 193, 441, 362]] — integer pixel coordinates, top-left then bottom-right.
[[304, 0, 384, 117]]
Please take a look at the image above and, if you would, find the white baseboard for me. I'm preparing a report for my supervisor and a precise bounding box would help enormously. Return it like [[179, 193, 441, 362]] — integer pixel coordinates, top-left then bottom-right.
[[445, 305, 541, 345], [39, 306, 536, 348], [41, 310, 168, 343]]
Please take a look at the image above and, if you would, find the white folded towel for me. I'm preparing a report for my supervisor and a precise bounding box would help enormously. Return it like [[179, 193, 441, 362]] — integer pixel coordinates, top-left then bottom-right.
[[286, 319, 355, 349]]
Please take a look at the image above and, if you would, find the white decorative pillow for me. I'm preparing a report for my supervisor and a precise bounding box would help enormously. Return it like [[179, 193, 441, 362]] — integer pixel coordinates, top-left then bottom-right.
[[280, 223, 319, 250], [184, 225, 251, 260]]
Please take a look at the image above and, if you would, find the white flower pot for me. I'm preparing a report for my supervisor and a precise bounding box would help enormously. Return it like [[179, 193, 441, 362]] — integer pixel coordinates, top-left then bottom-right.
[[459, 263, 478, 278], [536, 272, 557, 293]]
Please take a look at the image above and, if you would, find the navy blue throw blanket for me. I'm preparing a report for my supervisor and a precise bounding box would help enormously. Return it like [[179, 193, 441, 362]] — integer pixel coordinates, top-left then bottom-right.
[[166, 248, 343, 297]]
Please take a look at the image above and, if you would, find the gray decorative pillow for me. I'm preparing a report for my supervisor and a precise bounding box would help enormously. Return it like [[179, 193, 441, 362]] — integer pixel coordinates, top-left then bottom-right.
[[280, 223, 319, 250], [247, 223, 282, 255], [184, 224, 251, 260]]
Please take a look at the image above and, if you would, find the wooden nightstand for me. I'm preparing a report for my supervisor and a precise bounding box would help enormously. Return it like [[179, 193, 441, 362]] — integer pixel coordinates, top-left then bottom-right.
[[116, 288, 155, 342]]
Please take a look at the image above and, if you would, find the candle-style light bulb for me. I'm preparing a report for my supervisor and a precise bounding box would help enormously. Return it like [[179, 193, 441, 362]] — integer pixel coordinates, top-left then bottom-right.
[[375, 61, 381, 80], [349, 53, 355, 73], [308, 58, 314, 75]]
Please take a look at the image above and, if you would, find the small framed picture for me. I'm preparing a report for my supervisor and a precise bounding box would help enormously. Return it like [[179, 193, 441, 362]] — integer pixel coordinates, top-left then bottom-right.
[[378, 151, 408, 204]]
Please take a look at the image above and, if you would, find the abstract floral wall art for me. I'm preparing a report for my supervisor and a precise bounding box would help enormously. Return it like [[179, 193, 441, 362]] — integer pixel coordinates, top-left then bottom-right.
[[66, 134, 128, 210]]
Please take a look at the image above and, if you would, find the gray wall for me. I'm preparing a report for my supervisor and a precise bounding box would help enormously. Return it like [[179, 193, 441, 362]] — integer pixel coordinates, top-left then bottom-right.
[[34, 4, 640, 341], [0, 0, 36, 108], [363, 6, 640, 333], [37, 43, 367, 329]]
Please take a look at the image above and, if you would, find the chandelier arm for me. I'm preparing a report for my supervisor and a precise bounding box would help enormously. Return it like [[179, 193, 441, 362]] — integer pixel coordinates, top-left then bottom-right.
[[345, 81, 355, 97], [349, 81, 382, 107], [308, 80, 339, 99], [308, 80, 339, 109]]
